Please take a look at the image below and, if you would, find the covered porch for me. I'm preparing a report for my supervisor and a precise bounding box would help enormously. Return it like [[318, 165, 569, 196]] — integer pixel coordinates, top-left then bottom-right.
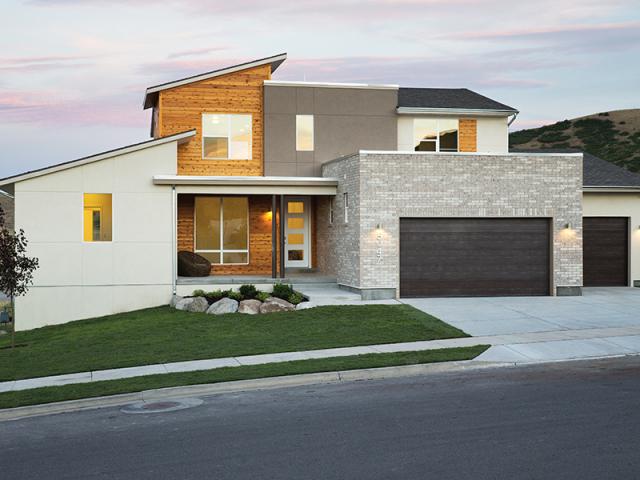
[[154, 175, 338, 294]]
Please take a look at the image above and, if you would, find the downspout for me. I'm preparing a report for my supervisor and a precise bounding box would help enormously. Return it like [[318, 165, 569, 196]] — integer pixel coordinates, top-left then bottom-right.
[[508, 111, 519, 127], [172, 185, 177, 296]]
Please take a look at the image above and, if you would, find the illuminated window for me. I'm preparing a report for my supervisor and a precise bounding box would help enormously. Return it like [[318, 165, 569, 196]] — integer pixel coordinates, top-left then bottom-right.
[[195, 197, 249, 264], [202, 114, 252, 160], [83, 194, 112, 242], [414, 119, 458, 152], [296, 115, 314, 151]]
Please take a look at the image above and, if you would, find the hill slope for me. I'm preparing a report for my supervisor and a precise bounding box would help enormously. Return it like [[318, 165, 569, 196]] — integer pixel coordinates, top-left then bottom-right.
[[509, 109, 640, 172]]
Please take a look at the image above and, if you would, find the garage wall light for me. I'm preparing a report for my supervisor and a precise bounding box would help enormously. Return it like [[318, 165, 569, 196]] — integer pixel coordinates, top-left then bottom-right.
[[564, 222, 572, 230]]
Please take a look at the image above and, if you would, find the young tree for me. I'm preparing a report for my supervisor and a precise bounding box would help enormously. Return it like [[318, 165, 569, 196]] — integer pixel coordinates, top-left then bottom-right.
[[0, 206, 39, 348]]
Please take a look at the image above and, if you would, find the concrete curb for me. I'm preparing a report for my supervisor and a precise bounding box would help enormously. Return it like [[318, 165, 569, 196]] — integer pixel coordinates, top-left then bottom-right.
[[0, 360, 508, 422]]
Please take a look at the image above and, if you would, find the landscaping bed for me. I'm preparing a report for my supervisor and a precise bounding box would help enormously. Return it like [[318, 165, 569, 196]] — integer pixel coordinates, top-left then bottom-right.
[[0, 304, 468, 381], [175, 283, 307, 315]]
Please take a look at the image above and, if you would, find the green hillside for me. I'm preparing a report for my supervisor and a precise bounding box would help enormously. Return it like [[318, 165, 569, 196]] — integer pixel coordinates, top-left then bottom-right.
[[509, 109, 640, 172]]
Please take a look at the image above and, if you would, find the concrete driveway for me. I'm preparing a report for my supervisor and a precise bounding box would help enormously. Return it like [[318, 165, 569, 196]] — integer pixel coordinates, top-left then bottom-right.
[[403, 287, 640, 363]]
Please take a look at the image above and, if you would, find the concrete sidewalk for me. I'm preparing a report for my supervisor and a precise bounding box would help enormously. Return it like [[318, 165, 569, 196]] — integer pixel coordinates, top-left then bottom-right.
[[3, 324, 640, 394]]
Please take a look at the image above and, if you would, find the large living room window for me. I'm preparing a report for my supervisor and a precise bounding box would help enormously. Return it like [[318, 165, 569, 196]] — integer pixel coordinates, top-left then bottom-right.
[[194, 196, 249, 264], [414, 119, 458, 152], [202, 114, 252, 160]]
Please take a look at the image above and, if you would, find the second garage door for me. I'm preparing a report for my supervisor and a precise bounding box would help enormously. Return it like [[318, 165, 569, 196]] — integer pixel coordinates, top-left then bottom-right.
[[400, 218, 551, 297], [583, 217, 628, 287]]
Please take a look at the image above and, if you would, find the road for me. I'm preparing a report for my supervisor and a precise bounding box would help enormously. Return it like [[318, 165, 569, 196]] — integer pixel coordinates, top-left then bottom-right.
[[2, 357, 640, 479]]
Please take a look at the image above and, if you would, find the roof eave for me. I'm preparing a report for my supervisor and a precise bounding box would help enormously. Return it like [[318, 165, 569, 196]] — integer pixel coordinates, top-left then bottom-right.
[[0, 130, 196, 187], [397, 106, 519, 116], [142, 53, 287, 109]]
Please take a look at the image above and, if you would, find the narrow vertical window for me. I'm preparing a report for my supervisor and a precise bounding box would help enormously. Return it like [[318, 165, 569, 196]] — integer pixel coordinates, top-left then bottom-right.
[[344, 193, 349, 224], [83, 194, 112, 242], [329, 197, 334, 225], [296, 115, 314, 151]]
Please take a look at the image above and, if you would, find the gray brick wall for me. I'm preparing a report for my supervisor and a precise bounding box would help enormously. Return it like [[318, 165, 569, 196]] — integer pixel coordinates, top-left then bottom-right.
[[320, 151, 583, 296]]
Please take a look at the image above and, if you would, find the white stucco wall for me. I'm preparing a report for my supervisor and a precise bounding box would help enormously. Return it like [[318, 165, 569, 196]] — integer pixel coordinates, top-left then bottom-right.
[[583, 192, 640, 285], [14, 142, 178, 330], [397, 115, 509, 153]]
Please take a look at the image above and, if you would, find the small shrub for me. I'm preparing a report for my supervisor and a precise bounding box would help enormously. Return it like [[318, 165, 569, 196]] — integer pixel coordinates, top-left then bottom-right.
[[239, 284, 258, 299], [227, 290, 243, 301], [619, 121, 627, 125], [272, 283, 294, 300], [192, 289, 206, 297], [206, 289, 225, 301], [256, 291, 270, 302], [538, 131, 571, 143], [288, 292, 305, 305]]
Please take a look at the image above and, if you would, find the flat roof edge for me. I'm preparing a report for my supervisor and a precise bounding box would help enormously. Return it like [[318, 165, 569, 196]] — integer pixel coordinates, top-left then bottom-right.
[[397, 107, 518, 116], [264, 80, 399, 90]]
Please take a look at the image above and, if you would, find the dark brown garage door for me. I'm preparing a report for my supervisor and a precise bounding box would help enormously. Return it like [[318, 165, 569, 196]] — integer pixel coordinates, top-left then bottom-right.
[[400, 218, 551, 297], [583, 217, 628, 287]]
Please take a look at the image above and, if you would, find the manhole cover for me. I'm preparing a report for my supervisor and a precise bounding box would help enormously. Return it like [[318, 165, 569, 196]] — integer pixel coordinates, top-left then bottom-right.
[[120, 397, 203, 414]]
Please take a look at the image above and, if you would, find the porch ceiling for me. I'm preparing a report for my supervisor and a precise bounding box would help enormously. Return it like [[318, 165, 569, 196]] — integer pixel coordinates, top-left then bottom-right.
[[155, 175, 338, 195]]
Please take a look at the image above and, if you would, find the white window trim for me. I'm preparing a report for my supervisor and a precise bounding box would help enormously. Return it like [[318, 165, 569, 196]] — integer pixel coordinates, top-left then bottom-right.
[[344, 193, 349, 224], [202, 114, 253, 160], [414, 119, 459, 153], [296, 114, 314, 151], [194, 197, 250, 265]]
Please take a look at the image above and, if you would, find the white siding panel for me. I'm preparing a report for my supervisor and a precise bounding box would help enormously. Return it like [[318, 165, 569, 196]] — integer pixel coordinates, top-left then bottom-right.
[[16, 191, 81, 242], [114, 192, 172, 242], [82, 243, 115, 285], [477, 117, 509, 153], [28, 243, 83, 286], [112, 242, 173, 285]]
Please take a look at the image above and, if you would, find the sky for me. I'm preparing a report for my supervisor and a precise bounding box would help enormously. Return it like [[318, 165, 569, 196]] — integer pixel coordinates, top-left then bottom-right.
[[1, 0, 639, 178]]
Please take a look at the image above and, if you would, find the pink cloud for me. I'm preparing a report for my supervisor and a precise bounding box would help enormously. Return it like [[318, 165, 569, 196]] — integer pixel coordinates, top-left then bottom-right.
[[0, 54, 94, 73], [167, 47, 229, 59]]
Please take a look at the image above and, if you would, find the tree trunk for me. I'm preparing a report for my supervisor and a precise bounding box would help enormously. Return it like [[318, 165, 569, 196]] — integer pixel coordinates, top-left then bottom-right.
[[10, 295, 14, 349]]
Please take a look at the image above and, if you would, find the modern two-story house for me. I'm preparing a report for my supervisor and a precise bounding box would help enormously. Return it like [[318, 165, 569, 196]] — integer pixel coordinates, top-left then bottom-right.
[[2, 53, 640, 330]]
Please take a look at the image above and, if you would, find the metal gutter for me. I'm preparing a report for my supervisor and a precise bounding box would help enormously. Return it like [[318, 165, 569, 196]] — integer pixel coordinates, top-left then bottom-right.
[[397, 106, 518, 116]]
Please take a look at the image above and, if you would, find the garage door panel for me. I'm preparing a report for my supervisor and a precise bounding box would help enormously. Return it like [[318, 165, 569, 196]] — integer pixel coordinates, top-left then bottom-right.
[[583, 217, 628, 287], [400, 218, 550, 297]]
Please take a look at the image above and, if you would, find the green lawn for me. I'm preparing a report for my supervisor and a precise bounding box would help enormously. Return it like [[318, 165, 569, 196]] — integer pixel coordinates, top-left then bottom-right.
[[0, 305, 468, 381], [0, 346, 488, 410]]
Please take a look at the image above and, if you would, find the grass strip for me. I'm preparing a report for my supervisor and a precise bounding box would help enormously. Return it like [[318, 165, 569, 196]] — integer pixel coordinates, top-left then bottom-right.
[[0, 345, 489, 410]]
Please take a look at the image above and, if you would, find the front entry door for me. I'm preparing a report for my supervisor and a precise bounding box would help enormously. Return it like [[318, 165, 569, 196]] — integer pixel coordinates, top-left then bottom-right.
[[284, 197, 310, 268]]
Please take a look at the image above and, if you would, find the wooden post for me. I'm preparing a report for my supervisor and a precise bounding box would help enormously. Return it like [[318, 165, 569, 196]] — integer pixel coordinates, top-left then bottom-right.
[[280, 195, 286, 279], [271, 195, 277, 278]]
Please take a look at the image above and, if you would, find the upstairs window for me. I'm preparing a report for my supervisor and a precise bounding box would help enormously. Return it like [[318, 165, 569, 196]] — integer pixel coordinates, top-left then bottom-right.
[[296, 115, 314, 151], [414, 119, 458, 152], [83, 194, 112, 242], [202, 114, 252, 160]]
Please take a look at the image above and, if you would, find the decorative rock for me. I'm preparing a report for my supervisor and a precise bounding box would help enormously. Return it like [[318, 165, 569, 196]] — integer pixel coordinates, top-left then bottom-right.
[[295, 301, 314, 310], [238, 299, 262, 315], [175, 296, 209, 313], [259, 296, 295, 313], [206, 297, 239, 315]]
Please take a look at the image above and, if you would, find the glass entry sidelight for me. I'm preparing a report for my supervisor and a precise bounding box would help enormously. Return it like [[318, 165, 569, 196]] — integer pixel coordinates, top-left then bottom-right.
[[284, 197, 310, 268]]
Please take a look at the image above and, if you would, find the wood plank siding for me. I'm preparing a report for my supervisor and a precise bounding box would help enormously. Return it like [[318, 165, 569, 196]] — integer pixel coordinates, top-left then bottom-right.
[[156, 64, 271, 176], [459, 118, 477, 152]]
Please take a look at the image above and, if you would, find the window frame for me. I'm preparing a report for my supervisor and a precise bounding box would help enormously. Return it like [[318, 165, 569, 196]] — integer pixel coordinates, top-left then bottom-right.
[[344, 192, 349, 224], [413, 118, 459, 153], [295, 114, 314, 151], [202, 113, 253, 160], [193, 196, 250, 265], [83, 193, 112, 243], [329, 197, 334, 225]]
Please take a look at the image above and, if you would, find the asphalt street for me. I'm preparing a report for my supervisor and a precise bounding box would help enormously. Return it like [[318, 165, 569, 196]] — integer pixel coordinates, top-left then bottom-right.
[[2, 357, 640, 479]]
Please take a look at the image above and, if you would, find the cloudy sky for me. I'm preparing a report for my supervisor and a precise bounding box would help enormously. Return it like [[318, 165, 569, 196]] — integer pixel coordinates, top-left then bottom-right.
[[1, 0, 639, 177]]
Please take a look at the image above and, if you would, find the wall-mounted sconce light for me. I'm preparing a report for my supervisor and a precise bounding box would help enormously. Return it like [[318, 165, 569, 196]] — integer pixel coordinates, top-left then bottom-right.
[[564, 222, 572, 230], [376, 223, 383, 230]]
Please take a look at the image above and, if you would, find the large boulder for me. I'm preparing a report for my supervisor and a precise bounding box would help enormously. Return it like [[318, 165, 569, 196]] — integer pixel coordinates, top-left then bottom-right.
[[259, 296, 295, 313], [206, 297, 239, 315], [170, 295, 183, 308], [175, 296, 209, 313], [238, 299, 262, 315], [295, 301, 314, 310]]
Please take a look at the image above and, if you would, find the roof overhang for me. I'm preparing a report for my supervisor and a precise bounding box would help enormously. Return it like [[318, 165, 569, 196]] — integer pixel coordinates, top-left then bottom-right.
[[583, 186, 640, 193], [0, 130, 196, 187], [397, 107, 518, 116], [154, 175, 338, 196], [143, 53, 287, 109]]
